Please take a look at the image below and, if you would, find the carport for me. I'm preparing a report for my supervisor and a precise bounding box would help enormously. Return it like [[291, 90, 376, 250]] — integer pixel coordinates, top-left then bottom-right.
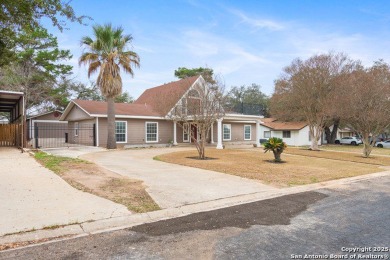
[[0, 90, 25, 148]]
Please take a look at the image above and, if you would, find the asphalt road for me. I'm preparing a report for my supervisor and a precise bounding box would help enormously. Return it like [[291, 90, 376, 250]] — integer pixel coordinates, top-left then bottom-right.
[[1, 176, 389, 260]]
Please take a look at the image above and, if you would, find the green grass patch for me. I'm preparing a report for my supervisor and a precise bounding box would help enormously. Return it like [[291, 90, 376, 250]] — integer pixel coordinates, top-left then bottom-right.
[[34, 151, 87, 174], [152, 155, 161, 161]]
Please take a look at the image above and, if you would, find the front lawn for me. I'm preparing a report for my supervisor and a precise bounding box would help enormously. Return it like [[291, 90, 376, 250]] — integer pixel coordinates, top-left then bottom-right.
[[319, 144, 390, 156], [156, 149, 383, 187], [285, 147, 390, 166]]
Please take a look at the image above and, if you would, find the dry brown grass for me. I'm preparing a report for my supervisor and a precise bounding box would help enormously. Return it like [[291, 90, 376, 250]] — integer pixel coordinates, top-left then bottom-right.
[[286, 147, 390, 166], [319, 144, 390, 156], [156, 148, 383, 187], [34, 152, 160, 213]]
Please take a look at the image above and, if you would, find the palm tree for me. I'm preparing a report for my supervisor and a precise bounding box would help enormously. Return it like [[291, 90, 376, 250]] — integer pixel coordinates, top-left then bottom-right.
[[79, 24, 140, 149], [263, 137, 287, 163]]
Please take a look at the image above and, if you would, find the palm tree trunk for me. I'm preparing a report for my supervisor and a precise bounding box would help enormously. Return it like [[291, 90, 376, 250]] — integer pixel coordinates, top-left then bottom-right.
[[273, 150, 281, 162], [107, 97, 117, 149]]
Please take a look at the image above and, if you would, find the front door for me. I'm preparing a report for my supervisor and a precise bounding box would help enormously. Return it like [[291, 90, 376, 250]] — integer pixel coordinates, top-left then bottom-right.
[[191, 124, 198, 142]]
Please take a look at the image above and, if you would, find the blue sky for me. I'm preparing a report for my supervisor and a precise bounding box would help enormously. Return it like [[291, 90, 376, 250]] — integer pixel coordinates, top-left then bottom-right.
[[46, 0, 390, 99]]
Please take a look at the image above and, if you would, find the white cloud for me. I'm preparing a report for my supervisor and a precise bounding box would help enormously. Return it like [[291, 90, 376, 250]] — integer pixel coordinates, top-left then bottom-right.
[[229, 9, 285, 31]]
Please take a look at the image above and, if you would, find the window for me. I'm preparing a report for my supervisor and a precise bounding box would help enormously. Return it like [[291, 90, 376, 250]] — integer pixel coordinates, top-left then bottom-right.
[[115, 121, 127, 143], [264, 131, 271, 138], [146, 122, 158, 142], [283, 131, 291, 138], [74, 122, 79, 136], [183, 123, 189, 142], [244, 125, 251, 140], [223, 124, 231, 141]]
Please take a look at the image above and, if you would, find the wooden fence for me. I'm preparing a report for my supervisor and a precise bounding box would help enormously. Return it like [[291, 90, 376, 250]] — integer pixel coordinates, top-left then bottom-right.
[[0, 124, 22, 146]]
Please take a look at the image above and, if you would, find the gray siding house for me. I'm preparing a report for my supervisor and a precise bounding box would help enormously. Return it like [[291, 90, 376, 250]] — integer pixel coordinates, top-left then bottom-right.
[[60, 76, 264, 148]]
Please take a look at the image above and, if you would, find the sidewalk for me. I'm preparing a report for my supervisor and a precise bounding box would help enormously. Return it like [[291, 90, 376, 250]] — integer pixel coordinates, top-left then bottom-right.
[[1, 169, 389, 250], [0, 147, 130, 237]]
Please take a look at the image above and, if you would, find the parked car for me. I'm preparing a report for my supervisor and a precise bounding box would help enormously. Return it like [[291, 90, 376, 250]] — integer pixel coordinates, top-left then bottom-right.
[[375, 140, 390, 148], [335, 136, 363, 145]]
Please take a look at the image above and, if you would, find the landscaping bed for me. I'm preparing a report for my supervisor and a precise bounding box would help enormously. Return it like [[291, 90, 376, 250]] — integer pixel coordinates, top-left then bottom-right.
[[34, 152, 160, 213], [156, 149, 383, 187]]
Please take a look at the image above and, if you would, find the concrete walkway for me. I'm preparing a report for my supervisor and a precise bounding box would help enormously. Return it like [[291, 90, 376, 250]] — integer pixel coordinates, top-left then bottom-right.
[[81, 148, 278, 209], [0, 147, 130, 236]]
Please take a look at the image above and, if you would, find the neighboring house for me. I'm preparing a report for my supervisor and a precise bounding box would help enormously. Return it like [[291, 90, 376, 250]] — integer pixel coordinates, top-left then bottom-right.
[[60, 76, 265, 148], [27, 110, 70, 148], [259, 118, 318, 146]]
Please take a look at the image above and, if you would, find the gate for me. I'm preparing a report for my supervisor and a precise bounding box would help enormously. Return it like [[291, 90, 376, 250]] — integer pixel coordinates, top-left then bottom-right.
[[0, 124, 22, 146], [33, 122, 96, 148]]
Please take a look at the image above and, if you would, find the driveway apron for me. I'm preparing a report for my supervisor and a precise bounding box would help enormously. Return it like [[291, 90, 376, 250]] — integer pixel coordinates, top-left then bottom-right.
[[82, 148, 278, 209], [0, 147, 130, 236]]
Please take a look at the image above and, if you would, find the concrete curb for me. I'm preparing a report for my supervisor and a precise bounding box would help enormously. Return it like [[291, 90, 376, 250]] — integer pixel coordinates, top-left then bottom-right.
[[1, 170, 389, 250]]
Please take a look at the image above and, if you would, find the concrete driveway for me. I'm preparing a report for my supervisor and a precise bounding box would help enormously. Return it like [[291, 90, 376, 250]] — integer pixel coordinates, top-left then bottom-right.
[[42, 146, 106, 158], [81, 148, 278, 209], [0, 147, 130, 236]]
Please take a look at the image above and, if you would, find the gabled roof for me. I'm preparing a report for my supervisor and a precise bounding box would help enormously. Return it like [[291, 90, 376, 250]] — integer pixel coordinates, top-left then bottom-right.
[[60, 100, 161, 120], [134, 76, 200, 116], [261, 118, 307, 130], [61, 76, 201, 120], [27, 110, 63, 120]]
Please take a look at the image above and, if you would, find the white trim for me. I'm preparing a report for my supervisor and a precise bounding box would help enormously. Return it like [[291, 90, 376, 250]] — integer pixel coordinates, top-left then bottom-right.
[[60, 101, 93, 121], [145, 121, 159, 143], [211, 122, 214, 144], [173, 121, 177, 145], [91, 114, 165, 120], [30, 119, 68, 123], [74, 122, 79, 137], [216, 118, 223, 149], [223, 124, 231, 141], [183, 123, 190, 142], [256, 120, 261, 147], [0, 90, 24, 95], [244, 125, 251, 140], [96, 117, 99, 147], [115, 121, 127, 143], [166, 76, 204, 117]]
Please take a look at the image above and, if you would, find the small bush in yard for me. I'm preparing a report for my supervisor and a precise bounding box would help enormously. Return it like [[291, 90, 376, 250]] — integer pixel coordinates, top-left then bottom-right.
[[263, 137, 287, 163]]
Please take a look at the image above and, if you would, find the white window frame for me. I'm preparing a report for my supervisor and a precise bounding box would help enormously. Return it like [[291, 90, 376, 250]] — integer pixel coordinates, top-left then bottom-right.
[[183, 123, 190, 142], [223, 124, 231, 141], [115, 121, 127, 143], [244, 125, 251, 140], [264, 131, 271, 138], [145, 122, 159, 143], [74, 122, 79, 137]]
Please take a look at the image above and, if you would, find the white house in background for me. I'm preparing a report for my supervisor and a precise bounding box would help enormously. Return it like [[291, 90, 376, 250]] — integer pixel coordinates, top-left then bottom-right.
[[259, 118, 320, 146]]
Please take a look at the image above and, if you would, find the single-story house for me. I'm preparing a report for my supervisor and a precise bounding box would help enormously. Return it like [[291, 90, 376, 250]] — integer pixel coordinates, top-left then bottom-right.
[[60, 76, 265, 148], [259, 118, 320, 146]]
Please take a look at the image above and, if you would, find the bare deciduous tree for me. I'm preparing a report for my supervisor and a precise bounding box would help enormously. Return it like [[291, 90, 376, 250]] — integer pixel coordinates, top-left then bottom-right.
[[167, 76, 225, 159], [270, 52, 359, 150], [338, 60, 390, 157]]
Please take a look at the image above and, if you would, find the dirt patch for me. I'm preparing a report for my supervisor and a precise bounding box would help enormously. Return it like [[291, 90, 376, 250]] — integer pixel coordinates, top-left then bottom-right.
[[34, 153, 160, 213], [156, 148, 382, 187]]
